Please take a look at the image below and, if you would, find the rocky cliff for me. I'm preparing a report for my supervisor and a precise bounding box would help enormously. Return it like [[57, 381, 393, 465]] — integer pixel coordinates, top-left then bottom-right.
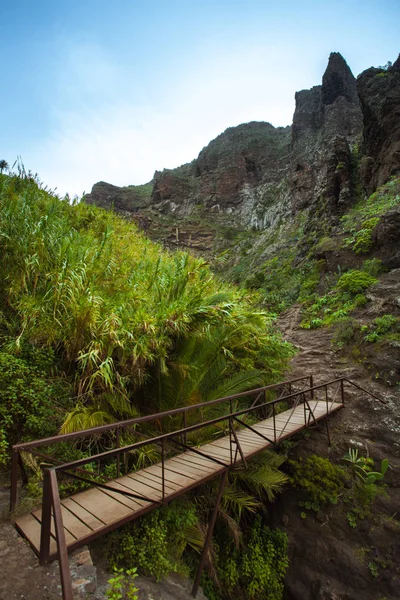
[[357, 54, 400, 196], [85, 52, 400, 259], [85, 52, 398, 239]]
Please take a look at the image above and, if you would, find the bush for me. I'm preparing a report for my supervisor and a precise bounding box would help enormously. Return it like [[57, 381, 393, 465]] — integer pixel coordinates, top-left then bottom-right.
[[337, 270, 377, 294], [218, 517, 289, 600], [288, 455, 349, 509], [0, 346, 71, 465], [363, 314, 399, 343], [106, 512, 176, 581], [349, 218, 380, 254], [362, 259, 384, 277]]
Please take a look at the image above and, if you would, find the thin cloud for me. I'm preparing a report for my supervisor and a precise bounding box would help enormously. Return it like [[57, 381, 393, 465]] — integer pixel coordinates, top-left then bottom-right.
[[26, 42, 308, 197]]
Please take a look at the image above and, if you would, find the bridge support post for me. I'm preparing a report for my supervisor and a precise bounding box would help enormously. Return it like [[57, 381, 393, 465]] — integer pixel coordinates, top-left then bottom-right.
[[49, 469, 74, 600], [325, 417, 332, 446], [192, 470, 228, 598]]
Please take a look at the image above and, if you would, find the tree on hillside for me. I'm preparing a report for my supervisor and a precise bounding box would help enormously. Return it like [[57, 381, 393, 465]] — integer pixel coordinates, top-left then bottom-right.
[[0, 160, 9, 174]]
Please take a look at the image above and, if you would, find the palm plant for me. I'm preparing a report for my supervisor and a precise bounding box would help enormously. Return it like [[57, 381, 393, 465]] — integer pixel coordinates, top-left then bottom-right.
[[0, 160, 8, 174]]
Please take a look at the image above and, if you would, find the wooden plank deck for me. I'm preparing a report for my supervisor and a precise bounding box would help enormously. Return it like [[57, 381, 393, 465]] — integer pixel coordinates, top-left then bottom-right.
[[15, 399, 343, 559]]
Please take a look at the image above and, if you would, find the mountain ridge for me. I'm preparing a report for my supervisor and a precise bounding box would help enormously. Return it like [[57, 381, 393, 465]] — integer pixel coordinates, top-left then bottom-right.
[[85, 52, 399, 238]]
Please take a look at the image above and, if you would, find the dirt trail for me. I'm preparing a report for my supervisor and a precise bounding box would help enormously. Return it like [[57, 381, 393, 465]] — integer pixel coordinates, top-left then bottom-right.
[[277, 295, 400, 600]]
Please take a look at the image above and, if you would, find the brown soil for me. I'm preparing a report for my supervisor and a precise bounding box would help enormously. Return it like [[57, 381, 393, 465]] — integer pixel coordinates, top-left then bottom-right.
[[276, 293, 400, 600]]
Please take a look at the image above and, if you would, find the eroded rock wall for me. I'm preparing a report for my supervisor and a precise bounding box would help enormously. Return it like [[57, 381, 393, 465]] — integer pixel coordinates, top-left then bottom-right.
[[84, 52, 399, 249], [357, 54, 400, 196]]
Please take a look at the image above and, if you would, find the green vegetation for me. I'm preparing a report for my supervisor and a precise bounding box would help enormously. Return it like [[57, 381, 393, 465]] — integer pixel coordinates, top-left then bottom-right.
[[332, 313, 400, 352], [0, 346, 71, 464], [106, 568, 139, 600], [341, 176, 400, 253], [288, 455, 349, 511], [336, 270, 377, 294], [288, 451, 389, 527], [107, 512, 177, 580], [0, 169, 293, 453], [1, 168, 294, 597], [127, 182, 153, 199], [215, 517, 289, 600]]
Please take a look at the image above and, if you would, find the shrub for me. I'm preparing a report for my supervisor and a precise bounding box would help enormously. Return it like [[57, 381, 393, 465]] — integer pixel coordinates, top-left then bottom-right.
[[362, 258, 384, 277], [373, 314, 398, 335], [350, 218, 380, 254], [106, 512, 176, 581], [0, 346, 71, 465], [337, 270, 377, 294], [288, 455, 349, 509], [218, 517, 289, 600], [363, 314, 399, 343]]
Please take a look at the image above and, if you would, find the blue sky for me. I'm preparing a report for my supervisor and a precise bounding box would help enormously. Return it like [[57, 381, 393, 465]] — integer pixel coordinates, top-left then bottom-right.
[[1, 0, 399, 197]]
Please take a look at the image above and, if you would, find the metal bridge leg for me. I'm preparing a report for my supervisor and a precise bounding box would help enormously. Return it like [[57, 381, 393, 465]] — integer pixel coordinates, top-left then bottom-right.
[[325, 417, 332, 446], [192, 470, 228, 597]]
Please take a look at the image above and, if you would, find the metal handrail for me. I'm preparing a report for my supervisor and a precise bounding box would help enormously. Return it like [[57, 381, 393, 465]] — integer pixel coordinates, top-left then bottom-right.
[[12, 375, 313, 451], [10, 374, 387, 600]]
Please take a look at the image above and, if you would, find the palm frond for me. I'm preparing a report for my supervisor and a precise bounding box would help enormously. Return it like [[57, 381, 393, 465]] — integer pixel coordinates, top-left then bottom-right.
[[221, 485, 261, 520], [217, 506, 242, 548], [233, 463, 288, 502]]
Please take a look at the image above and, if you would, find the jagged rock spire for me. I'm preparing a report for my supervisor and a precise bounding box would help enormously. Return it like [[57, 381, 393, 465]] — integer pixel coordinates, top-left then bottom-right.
[[322, 52, 359, 105]]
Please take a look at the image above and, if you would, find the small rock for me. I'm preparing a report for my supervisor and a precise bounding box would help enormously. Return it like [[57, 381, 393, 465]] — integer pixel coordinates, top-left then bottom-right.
[[72, 548, 93, 567]]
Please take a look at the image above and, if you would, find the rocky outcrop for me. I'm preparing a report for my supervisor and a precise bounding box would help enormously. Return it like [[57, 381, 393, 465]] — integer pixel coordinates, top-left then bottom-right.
[[357, 54, 400, 196], [150, 54, 363, 228], [291, 52, 362, 213], [372, 206, 400, 269], [151, 122, 292, 229], [84, 181, 152, 214], [85, 52, 399, 249]]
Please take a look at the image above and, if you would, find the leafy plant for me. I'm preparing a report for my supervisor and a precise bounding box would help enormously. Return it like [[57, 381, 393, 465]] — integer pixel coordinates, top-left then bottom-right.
[[342, 448, 389, 485], [0, 347, 72, 465], [217, 517, 289, 600], [106, 512, 176, 581], [336, 270, 377, 294], [288, 455, 349, 510], [106, 568, 139, 600], [368, 561, 379, 578]]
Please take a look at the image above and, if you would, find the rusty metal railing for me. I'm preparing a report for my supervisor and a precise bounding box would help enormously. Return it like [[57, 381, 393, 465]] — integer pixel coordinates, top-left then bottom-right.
[[9, 375, 385, 600]]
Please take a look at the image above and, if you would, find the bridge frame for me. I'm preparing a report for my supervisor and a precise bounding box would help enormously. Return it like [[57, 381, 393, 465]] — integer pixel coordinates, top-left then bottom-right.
[[10, 376, 383, 599]]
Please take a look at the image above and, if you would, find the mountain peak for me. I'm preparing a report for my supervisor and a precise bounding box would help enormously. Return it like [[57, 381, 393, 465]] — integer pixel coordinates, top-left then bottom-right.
[[322, 52, 358, 105]]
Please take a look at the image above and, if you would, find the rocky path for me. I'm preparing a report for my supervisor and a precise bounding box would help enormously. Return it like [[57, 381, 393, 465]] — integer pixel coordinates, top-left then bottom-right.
[[277, 295, 400, 600]]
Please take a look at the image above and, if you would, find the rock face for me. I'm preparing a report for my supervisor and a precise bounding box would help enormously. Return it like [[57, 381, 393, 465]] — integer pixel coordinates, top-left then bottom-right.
[[151, 122, 292, 230], [85, 181, 152, 213], [357, 54, 400, 195], [149, 53, 363, 228], [85, 51, 399, 253], [291, 52, 362, 214]]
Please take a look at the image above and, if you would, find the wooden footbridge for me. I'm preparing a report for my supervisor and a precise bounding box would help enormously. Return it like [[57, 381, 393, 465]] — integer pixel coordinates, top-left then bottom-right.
[[10, 375, 380, 599]]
